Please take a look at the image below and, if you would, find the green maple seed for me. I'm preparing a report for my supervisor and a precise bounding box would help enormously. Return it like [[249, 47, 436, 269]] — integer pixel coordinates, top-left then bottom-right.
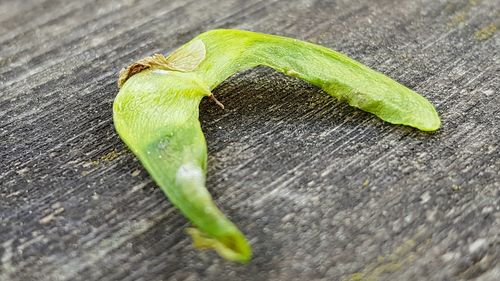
[[113, 29, 440, 263]]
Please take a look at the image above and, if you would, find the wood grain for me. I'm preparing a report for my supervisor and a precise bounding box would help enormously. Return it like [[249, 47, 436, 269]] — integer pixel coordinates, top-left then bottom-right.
[[1, 0, 499, 280]]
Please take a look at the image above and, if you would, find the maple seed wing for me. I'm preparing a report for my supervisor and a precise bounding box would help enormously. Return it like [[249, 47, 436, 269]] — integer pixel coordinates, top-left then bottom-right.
[[166, 39, 206, 72]]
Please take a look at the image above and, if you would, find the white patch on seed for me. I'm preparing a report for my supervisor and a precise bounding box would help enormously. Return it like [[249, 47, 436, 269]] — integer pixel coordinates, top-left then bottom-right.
[[175, 163, 205, 189]]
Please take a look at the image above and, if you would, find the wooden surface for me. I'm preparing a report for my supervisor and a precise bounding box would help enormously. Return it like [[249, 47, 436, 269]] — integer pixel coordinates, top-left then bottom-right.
[[1, 0, 499, 280]]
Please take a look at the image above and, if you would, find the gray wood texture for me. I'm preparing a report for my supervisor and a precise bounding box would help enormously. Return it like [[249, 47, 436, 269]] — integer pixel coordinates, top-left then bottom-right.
[[1, 0, 499, 280]]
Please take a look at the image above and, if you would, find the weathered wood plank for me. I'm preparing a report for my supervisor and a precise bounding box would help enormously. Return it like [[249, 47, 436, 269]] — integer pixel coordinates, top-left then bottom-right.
[[1, 0, 499, 280]]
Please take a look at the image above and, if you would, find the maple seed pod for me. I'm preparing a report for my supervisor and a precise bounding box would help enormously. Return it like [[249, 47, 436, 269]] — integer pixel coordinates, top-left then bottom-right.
[[113, 29, 440, 263]]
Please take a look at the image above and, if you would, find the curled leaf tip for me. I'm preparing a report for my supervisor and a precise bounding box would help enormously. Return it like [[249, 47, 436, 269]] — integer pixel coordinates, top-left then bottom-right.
[[186, 228, 252, 263]]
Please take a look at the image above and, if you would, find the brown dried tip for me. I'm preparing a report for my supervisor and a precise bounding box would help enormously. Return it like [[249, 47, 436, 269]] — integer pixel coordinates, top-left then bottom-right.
[[117, 54, 172, 88], [118, 40, 207, 88]]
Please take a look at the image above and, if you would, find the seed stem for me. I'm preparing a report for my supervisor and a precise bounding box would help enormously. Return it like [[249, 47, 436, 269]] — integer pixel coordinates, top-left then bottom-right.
[[210, 93, 225, 109]]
